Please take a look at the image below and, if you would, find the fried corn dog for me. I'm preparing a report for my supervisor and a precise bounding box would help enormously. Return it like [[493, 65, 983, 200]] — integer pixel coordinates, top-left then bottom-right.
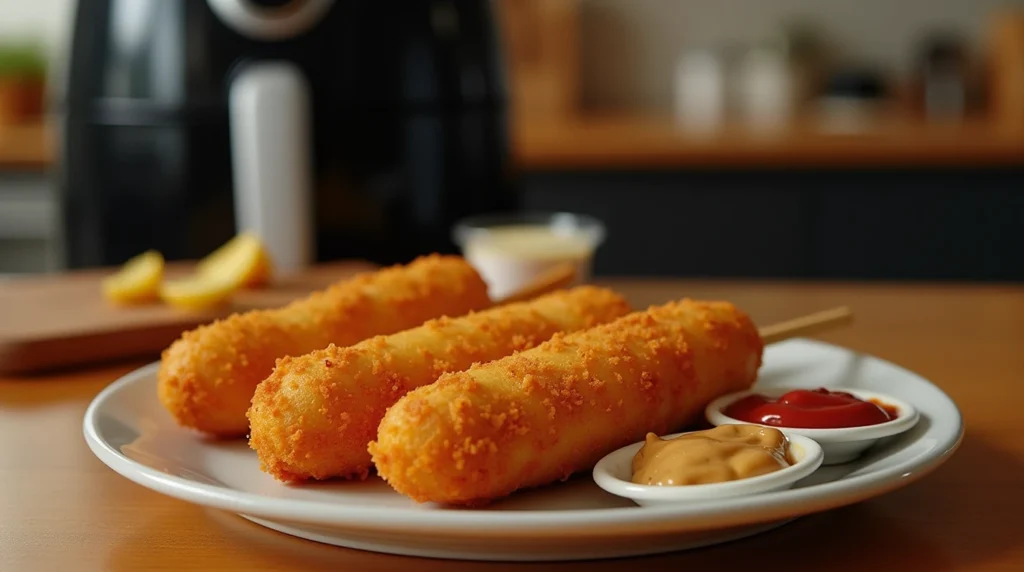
[[370, 299, 764, 505], [248, 286, 631, 481], [158, 255, 490, 437]]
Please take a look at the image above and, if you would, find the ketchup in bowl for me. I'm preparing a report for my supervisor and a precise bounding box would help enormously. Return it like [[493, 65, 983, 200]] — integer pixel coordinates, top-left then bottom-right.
[[722, 388, 898, 429]]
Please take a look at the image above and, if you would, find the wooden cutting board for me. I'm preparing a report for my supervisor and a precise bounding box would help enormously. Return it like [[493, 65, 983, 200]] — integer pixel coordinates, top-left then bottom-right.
[[0, 261, 377, 375]]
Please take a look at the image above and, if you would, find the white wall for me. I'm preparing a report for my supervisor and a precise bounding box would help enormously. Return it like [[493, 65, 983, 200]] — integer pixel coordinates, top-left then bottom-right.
[[0, 0, 1017, 111], [0, 0, 75, 55], [581, 0, 1021, 111]]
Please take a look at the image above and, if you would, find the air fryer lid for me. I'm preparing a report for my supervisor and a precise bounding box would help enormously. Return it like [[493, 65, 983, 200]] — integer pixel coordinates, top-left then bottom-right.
[[63, 0, 506, 120]]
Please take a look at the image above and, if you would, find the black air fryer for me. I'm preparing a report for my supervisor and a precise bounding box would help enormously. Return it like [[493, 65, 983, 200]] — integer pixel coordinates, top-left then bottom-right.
[[60, 0, 513, 272]]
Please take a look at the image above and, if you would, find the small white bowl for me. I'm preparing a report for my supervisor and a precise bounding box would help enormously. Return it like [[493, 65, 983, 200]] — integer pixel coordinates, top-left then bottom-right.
[[592, 430, 824, 507], [705, 387, 920, 465], [452, 211, 605, 300]]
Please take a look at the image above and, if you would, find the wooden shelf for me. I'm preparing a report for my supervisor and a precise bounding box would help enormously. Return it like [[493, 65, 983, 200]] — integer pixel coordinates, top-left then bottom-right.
[[4, 114, 1024, 173], [512, 113, 1024, 169], [0, 121, 52, 171]]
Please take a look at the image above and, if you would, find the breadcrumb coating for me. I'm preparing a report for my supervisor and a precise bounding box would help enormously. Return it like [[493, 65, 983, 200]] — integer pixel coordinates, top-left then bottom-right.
[[247, 286, 631, 481], [157, 255, 491, 437], [369, 299, 764, 505]]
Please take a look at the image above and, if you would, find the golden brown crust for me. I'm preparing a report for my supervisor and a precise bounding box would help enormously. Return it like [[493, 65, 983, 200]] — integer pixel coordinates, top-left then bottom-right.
[[157, 255, 491, 437], [247, 286, 631, 481], [369, 299, 764, 505]]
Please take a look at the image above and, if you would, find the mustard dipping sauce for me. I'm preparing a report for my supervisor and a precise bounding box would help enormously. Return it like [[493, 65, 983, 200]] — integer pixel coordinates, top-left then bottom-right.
[[631, 424, 794, 486]]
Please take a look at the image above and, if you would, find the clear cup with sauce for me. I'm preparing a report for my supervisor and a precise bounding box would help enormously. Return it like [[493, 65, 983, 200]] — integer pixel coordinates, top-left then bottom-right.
[[452, 212, 606, 300]]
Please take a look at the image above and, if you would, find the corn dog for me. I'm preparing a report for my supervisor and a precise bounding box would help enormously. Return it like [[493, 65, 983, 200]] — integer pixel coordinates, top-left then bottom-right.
[[248, 286, 631, 481], [370, 299, 763, 505], [158, 255, 490, 437]]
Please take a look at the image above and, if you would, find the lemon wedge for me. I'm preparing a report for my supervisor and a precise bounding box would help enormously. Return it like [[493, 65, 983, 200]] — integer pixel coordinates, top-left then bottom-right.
[[102, 250, 165, 305], [159, 275, 238, 311], [160, 233, 273, 311], [196, 232, 273, 288]]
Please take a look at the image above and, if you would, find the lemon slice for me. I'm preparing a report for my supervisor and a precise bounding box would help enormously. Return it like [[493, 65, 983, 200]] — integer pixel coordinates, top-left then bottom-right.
[[160, 275, 238, 311], [102, 250, 164, 305], [197, 232, 273, 288]]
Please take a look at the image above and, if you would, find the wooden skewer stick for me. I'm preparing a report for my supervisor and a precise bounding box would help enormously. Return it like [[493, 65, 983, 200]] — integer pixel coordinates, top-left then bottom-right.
[[759, 306, 853, 345], [498, 269, 851, 344], [494, 263, 578, 305]]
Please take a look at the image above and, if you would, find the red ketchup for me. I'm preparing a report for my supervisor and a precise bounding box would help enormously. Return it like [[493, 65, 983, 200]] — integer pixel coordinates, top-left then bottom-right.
[[722, 388, 896, 429]]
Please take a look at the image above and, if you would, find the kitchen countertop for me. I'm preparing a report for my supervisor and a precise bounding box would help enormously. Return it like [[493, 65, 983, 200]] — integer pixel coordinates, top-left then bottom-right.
[[1, 278, 1021, 571]]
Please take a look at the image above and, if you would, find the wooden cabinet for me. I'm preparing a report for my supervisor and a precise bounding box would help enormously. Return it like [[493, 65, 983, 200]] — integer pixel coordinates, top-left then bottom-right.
[[499, 0, 579, 119], [0, 122, 57, 274]]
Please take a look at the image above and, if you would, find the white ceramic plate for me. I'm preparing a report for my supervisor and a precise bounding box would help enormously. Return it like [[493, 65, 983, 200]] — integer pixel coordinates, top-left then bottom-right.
[[83, 339, 963, 561]]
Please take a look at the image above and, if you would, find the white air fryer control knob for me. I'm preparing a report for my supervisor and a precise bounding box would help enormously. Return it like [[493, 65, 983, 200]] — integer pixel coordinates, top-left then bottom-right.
[[207, 0, 335, 41]]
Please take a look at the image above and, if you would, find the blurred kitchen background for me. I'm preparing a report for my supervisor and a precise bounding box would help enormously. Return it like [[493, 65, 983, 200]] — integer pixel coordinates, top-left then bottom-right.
[[1, 0, 1022, 280]]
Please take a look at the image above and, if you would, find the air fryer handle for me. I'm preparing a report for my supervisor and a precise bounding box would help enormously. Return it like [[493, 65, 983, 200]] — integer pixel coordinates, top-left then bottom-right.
[[228, 61, 314, 274]]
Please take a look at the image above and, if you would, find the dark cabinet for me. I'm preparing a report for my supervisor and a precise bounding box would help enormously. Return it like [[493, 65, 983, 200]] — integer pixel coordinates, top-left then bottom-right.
[[520, 168, 1024, 281]]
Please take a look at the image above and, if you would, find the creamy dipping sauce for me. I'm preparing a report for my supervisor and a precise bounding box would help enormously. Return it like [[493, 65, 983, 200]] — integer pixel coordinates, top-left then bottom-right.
[[463, 225, 594, 260], [631, 424, 793, 486], [462, 225, 598, 300]]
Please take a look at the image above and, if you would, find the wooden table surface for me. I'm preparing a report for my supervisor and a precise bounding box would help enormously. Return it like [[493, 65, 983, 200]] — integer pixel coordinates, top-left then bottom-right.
[[1, 279, 1022, 571]]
